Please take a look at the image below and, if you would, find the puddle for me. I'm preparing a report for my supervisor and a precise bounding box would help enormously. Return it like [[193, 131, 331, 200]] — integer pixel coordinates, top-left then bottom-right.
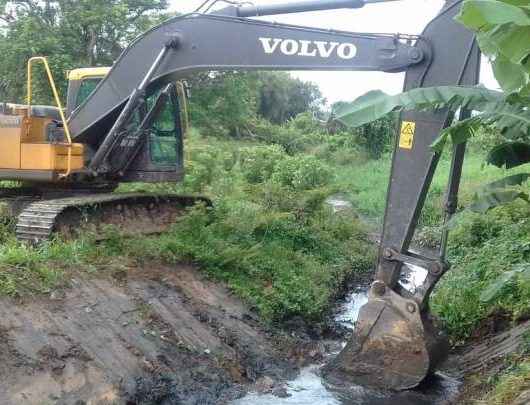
[[326, 195, 353, 213], [235, 366, 341, 405], [234, 261, 460, 405]]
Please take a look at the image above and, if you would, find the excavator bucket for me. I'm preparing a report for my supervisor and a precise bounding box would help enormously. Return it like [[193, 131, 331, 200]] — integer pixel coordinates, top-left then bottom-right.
[[323, 281, 448, 390]]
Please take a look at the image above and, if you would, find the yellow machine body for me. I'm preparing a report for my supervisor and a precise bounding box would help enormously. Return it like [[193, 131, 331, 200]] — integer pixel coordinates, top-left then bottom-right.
[[0, 108, 84, 172], [0, 63, 107, 181]]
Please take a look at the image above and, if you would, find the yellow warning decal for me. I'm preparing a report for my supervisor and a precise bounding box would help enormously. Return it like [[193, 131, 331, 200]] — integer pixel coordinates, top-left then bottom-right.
[[399, 121, 416, 150]]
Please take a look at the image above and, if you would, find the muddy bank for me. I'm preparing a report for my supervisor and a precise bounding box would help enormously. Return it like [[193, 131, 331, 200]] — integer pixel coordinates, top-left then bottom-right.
[[0, 259, 528, 404], [0, 263, 316, 405], [454, 320, 530, 404]]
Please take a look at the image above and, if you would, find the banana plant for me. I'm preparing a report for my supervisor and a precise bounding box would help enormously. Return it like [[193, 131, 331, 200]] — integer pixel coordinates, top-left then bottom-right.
[[334, 0, 530, 213]]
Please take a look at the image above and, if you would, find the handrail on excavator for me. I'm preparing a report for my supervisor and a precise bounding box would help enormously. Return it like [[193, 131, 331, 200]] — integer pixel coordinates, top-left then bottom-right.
[[27, 56, 73, 177]]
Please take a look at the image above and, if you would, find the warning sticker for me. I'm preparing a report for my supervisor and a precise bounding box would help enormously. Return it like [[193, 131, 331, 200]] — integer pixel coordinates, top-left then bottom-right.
[[399, 121, 415, 150]]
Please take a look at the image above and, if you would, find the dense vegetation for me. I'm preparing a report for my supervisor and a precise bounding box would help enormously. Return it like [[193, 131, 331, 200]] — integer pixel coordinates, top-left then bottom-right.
[[0, 119, 378, 323], [0, 0, 527, 402]]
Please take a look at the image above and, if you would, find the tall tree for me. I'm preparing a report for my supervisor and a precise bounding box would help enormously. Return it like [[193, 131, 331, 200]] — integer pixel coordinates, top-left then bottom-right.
[[0, 0, 168, 104], [188, 71, 325, 136], [188, 71, 259, 137], [258, 72, 324, 124]]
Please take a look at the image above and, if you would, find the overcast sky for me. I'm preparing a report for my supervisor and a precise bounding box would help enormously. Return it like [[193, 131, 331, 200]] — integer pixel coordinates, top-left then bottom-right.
[[168, 0, 498, 105]]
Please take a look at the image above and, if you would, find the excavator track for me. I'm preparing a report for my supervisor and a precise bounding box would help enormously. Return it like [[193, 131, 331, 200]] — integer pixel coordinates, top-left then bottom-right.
[[15, 193, 211, 243]]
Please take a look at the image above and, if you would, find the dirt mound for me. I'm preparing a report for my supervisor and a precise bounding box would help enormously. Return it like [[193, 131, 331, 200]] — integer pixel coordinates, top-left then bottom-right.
[[0, 263, 298, 404]]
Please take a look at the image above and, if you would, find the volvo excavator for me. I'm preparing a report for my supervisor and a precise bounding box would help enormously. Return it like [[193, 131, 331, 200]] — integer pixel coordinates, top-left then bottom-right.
[[0, 0, 480, 393]]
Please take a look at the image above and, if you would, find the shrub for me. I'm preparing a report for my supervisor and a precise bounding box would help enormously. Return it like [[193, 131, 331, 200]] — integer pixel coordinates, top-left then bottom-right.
[[432, 201, 530, 341], [239, 144, 287, 183], [250, 117, 321, 154], [159, 202, 374, 323], [272, 155, 333, 191], [182, 146, 221, 192], [285, 112, 324, 135]]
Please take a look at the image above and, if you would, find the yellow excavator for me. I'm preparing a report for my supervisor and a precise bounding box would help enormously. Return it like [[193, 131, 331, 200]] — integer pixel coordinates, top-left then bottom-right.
[[0, 60, 202, 242], [0, 0, 480, 392]]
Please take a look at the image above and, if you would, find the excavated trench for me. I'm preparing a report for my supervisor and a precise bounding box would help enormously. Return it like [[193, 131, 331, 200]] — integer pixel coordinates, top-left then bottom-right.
[[0, 196, 527, 404], [0, 258, 527, 404], [235, 263, 462, 405]]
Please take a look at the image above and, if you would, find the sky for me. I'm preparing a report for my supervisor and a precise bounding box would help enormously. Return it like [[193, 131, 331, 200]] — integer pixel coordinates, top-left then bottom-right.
[[169, 0, 498, 105]]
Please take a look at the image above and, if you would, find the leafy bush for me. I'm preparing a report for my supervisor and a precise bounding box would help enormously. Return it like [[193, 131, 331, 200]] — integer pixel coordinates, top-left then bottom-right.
[[432, 201, 530, 341], [156, 200, 374, 323], [250, 117, 322, 154], [272, 155, 333, 191], [182, 145, 222, 192], [239, 144, 287, 184], [286, 112, 324, 135]]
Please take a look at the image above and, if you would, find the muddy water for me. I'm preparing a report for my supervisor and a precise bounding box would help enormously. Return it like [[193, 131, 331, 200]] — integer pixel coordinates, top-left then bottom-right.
[[235, 196, 460, 405], [235, 263, 460, 404]]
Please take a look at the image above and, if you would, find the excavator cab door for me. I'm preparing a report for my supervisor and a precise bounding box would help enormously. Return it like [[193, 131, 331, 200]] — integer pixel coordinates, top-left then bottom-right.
[[146, 88, 183, 167], [120, 83, 185, 182]]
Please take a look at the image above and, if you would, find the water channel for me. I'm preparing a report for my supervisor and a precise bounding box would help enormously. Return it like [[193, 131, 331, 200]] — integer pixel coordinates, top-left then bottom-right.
[[234, 196, 461, 405]]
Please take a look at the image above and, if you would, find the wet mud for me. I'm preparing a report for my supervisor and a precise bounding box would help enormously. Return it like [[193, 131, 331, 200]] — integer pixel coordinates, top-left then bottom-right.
[[0, 263, 301, 404], [0, 260, 527, 404]]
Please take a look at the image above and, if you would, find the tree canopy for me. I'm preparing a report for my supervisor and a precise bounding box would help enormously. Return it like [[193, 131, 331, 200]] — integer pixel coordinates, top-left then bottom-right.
[[0, 0, 168, 103]]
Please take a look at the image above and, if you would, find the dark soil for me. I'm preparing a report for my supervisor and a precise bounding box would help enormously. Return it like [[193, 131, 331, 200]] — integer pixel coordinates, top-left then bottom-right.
[[0, 263, 313, 405], [0, 260, 527, 405]]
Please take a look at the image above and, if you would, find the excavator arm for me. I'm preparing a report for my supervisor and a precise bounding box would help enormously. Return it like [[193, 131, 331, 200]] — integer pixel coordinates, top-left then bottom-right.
[[68, 3, 424, 177], [67, 0, 479, 391], [325, 0, 481, 390]]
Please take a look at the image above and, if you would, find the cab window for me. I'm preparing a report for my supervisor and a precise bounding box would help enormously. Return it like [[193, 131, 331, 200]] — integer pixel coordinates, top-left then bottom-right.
[[75, 78, 102, 109], [146, 90, 182, 167]]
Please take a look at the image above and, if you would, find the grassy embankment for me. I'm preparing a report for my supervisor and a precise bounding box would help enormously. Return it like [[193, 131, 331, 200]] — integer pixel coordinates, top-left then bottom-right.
[[0, 122, 377, 325]]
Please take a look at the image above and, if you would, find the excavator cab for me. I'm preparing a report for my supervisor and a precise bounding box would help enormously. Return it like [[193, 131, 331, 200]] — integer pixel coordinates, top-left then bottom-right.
[[0, 61, 188, 184], [66, 67, 111, 115], [65, 65, 187, 183]]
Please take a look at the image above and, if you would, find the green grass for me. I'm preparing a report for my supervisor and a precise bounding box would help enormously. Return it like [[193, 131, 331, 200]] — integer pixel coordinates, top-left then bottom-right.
[[0, 130, 375, 325], [334, 151, 530, 225], [484, 360, 530, 404]]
